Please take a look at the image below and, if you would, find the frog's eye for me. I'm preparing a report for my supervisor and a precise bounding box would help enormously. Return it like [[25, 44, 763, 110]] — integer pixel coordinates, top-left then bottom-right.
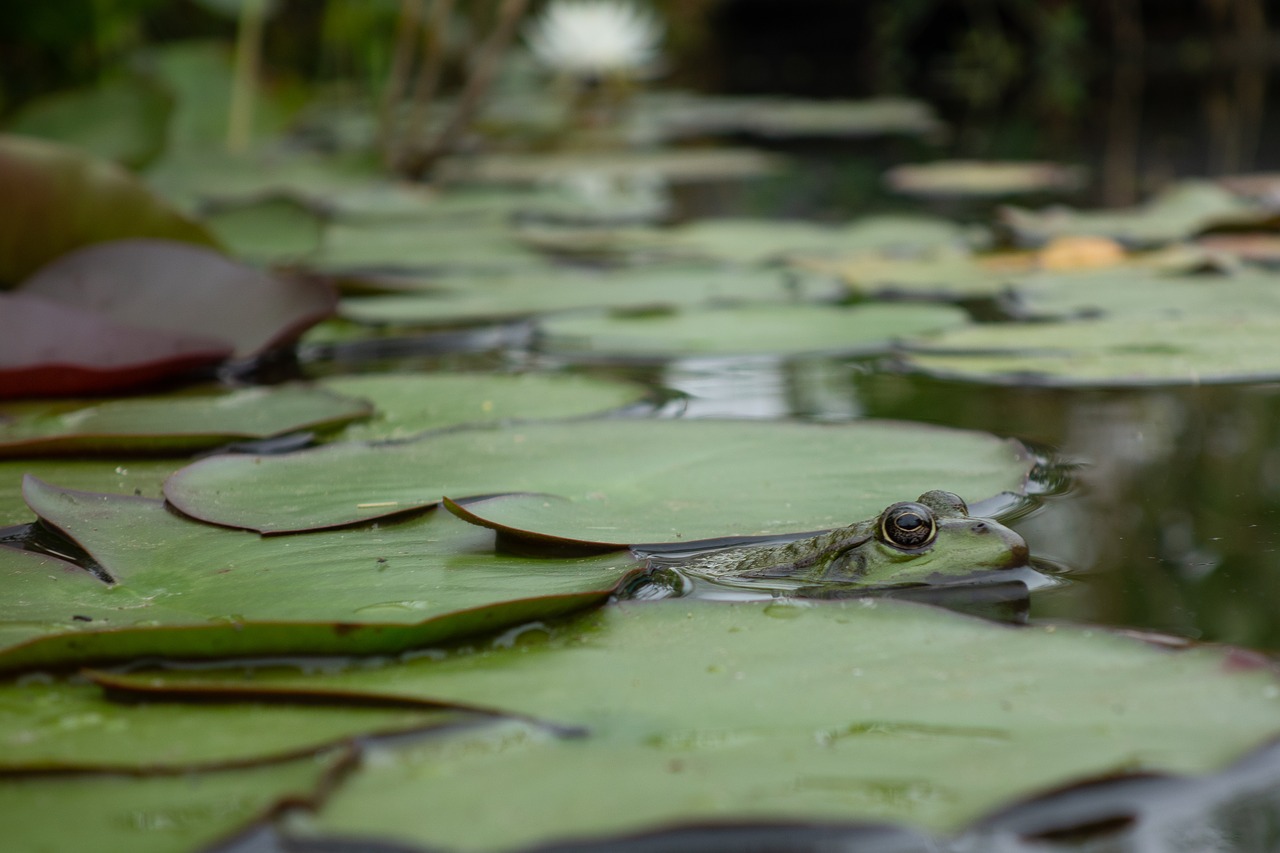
[[879, 502, 937, 550]]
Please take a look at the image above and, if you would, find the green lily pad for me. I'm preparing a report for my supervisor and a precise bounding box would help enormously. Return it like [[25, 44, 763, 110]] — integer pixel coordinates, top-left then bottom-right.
[[639, 94, 943, 140], [536, 303, 970, 359], [1006, 268, 1280, 322], [0, 458, 176, 526], [0, 135, 218, 286], [999, 181, 1266, 249], [0, 679, 460, 771], [670, 216, 978, 264], [319, 373, 649, 443], [163, 419, 1032, 541], [434, 148, 783, 185], [146, 150, 406, 217], [337, 266, 838, 326], [901, 315, 1280, 387], [202, 195, 326, 263], [315, 220, 546, 273], [146, 153, 642, 227], [0, 478, 636, 670], [1, 751, 346, 853], [148, 40, 300, 151], [518, 216, 977, 266], [807, 252, 1016, 300], [0, 385, 371, 457], [885, 161, 1086, 198], [3, 76, 171, 169], [96, 600, 1280, 847]]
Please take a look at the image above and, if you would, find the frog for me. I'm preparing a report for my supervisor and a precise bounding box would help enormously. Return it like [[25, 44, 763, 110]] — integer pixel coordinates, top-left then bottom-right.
[[664, 490, 1029, 587]]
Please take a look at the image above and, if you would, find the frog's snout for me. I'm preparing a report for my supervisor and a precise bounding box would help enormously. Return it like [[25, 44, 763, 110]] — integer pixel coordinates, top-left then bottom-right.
[[970, 520, 1031, 568]]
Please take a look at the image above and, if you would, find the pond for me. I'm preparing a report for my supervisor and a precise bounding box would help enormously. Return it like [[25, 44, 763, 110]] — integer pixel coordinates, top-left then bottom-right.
[[7, 6, 1280, 851]]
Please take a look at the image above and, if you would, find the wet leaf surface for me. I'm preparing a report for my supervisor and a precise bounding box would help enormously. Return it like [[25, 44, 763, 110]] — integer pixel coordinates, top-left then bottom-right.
[[18, 238, 336, 358], [319, 373, 649, 443], [0, 749, 349, 853], [0, 292, 232, 399], [536, 302, 969, 359], [0, 478, 637, 670], [96, 599, 1280, 848], [0, 135, 218, 286], [0, 385, 371, 456], [163, 419, 1033, 541]]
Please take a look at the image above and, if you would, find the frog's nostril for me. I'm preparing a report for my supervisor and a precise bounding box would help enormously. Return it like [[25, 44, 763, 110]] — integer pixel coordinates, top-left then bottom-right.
[[972, 522, 988, 534]]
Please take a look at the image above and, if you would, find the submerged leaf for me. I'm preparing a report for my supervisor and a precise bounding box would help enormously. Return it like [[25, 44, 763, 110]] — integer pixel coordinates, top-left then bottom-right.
[[163, 419, 1032, 541]]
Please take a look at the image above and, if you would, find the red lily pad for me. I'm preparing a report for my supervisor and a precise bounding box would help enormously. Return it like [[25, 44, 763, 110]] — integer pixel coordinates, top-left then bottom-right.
[[0, 293, 231, 398], [18, 238, 336, 359], [0, 134, 218, 286]]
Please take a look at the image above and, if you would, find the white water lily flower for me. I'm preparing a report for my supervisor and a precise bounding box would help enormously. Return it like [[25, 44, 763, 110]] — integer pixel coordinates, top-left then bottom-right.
[[525, 0, 663, 78]]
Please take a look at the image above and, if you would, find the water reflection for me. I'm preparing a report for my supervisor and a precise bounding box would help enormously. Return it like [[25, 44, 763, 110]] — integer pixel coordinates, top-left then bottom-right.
[[853, 368, 1280, 649]]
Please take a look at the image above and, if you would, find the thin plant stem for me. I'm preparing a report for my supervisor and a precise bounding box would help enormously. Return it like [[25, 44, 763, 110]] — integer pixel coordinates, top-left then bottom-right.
[[396, 0, 457, 168], [227, 0, 268, 154], [380, 0, 427, 168], [399, 0, 529, 179]]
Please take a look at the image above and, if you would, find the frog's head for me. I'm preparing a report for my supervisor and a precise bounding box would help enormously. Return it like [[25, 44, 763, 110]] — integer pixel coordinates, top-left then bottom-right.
[[818, 490, 1029, 585]]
